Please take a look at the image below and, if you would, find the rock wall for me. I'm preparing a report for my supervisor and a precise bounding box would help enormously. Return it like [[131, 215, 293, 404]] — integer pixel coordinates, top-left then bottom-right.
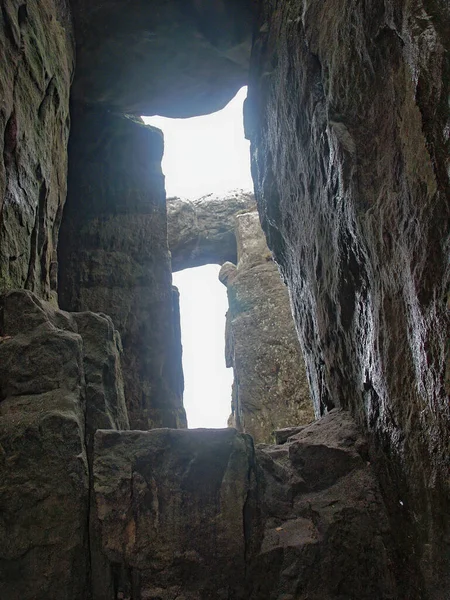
[[246, 1, 450, 596], [0, 289, 129, 599], [168, 190, 256, 271], [58, 106, 186, 431], [0, 0, 74, 301], [220, 210, 314, 443]]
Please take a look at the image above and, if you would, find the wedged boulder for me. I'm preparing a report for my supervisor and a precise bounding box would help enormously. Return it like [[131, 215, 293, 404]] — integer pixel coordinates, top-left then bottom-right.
[[70, 0, 254, 116], [0, 0, 74, 300], [220, 211, 314, 443], [250, 410, 398, 600], [168, 190, 256, 271], [92, 427, 260, 600]]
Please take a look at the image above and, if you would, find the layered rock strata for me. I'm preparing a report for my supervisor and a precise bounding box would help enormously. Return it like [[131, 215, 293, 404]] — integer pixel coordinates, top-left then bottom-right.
[[246, 1, 450, 595], [0, 0, 74, 300], [168, 190, 256, 271], [220, 210, 314, 443], [58, 107, 186, 430], [0, 289, 129, 599]]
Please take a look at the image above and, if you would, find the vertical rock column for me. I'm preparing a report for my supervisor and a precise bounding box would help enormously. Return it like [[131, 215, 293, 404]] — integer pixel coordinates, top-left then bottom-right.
[[58, 107, 186, 430], [220, 210, 314, 443]]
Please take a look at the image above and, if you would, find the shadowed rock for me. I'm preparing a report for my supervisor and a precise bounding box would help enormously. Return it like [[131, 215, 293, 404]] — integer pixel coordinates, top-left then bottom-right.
[[168, 190, 256, 271]]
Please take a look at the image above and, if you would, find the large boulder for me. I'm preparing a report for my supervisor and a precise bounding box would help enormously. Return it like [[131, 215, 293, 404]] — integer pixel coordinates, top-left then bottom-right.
[[168, 190, 256, 271], [70, 0, 254, 116], [246, 0, 450, 595], [0, 0, 74, 300], [250, 410, 398, 600], [220, 210, 314, 443], [92, 427, 260, 600]]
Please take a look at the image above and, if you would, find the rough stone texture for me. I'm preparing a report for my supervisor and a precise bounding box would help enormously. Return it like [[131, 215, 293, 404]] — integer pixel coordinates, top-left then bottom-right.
[[0, 289, 131, 599], [250, 410, 398, 600], [0, 290, 89, 599], [168, 190, 256, 272], [220, 210, 314, 443], [59, 107, 186, 431], [247, 1, 449, 595], [70, 0, 254, 117], [93, 427, 259, 600], [0, 0, 74, 300]]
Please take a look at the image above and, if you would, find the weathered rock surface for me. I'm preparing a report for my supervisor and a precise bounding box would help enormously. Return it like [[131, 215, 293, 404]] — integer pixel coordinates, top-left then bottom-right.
[[168, 190, 256, 271], [93, 427, 259, 600], [0, 290, 89, 599], [70, 0, 253, 117], [247, 1, 450, 595], [59, 107, 186, 431], [220, 210, 314, 443], [0, 289, 130, 599], [0, 0, 74, 300], [250, 410, 398, 600]]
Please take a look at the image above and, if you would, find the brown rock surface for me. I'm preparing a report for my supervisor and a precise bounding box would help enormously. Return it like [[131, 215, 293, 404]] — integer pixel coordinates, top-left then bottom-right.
[[247, 1, 450, 595], [250, 410, 398, 600], [0, 0, 74, 300], [59, 107, 186, 430], [220, 210, 314, 443], [93, 427, 259, 600], [168, 190, 256, 271], [70, 0, 253, 117]]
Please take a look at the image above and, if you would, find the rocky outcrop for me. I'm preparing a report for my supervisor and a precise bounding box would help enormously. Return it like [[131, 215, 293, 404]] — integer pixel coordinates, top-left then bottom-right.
[[246, 1, 450, 595], [58, 107, 186, 431], [220, 210, 314, 443], [70, 0, 254, 117], [0, 0, 74, 301], [92, 427, 259, 600], [0, 289, 129, 599], [168, 190, 256, 271], [250, 410, 397, 600]]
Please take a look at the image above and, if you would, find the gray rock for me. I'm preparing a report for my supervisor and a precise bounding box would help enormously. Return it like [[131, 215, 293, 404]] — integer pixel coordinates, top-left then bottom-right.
[[59, 108, 186, 431], [274, 426, 306, 445], [92, 427, 260, 600], [246, 1, 450, 594], [250, 410, 397, 600], [168, 190, 256, 272], [70, 0, 253, 116], [0, 292, 89, 599], [220, 210, 314, 443], [0, 0, 74, 301]]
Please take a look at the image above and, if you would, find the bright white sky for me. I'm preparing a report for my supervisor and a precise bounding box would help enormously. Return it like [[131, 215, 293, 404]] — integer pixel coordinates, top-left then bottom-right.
[[142, 86, 252, 198], [142, 87, 251, 428]]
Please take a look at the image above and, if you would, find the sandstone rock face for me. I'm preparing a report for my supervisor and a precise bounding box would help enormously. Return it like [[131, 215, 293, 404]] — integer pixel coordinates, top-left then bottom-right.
[[0, 289, 130, 599], [59, 107, 186, 431], [93, 427, 259, 600], [168, 190, 256, 271], [247, 1, 449, 595], [250, 410, 397, 600], [220, 210, 314, 443], [0, 0, 74, 300], [0, 290, 89, 599], [70, 0, 254, 117]]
